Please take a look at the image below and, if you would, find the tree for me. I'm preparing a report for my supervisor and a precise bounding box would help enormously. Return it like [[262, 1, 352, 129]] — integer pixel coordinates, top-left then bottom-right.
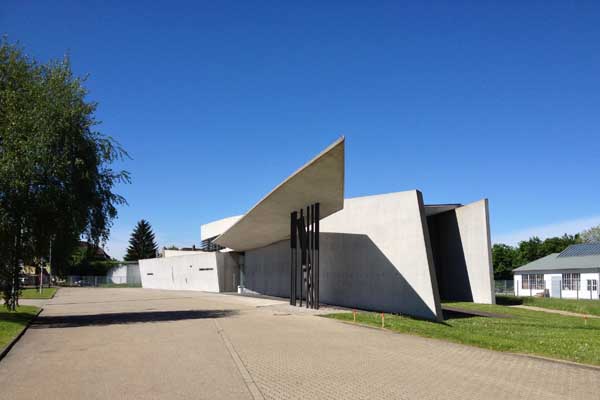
[[580, 225, 600, 244], [539, 234, 579, 254], [0, 38, 129, 310], [493, 234, 579, 280], [124, 220, 158, 261], [492, 244, 517, 280]]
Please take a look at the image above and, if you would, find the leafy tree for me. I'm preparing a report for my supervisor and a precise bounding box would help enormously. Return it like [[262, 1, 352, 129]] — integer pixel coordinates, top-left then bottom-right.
[[515, 236, 543, 266], [539, 234, 579, 254], [124, 220, 158, 261], [0, 38, 129, 310], [492, 244, 517, 280], [580, 225, 600, 244], [493, 234, 580, 280]]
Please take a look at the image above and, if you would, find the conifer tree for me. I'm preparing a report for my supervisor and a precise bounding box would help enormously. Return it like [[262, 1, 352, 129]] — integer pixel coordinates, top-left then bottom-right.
[[124, 220, 158, 261]]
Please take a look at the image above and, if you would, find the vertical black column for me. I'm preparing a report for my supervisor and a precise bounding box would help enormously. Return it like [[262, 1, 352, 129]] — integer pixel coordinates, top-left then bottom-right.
[[299, 209, 304, 307], [290, 211, 297, 306], [312, 204, 315, 308], [306, 206, 312, 308], [315, 202, 320, 309], [290, 202, 321, 310]]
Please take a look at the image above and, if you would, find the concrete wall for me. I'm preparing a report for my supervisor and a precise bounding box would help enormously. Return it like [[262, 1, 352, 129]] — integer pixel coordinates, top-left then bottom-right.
[[106, 263, 141, 285], [127, 263, 141, 285], [245, 191, 443, 321], [163, 249, 204, 258], [139, 252, 239, 292], [427, 199, 494, 304]]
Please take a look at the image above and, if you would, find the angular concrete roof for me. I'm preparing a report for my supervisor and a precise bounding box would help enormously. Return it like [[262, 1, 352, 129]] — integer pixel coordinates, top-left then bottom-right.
[[214, 137, 345, 251]]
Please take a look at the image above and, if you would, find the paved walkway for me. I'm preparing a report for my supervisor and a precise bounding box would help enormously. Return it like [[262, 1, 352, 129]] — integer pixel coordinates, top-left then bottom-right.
[[511, 304, 600, 318], [0, 288, 597, 400]]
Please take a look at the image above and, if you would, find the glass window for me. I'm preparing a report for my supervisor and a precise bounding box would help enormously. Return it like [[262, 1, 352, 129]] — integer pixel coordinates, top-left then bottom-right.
[[562, 273, 580, 290], [522, 274, 544, 290], [587, 279, 598, 291]]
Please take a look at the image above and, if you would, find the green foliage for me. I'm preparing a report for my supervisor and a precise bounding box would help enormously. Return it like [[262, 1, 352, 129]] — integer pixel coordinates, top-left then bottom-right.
[[17, 287, 57, 299], [0, 38, 129, 309], [324, 302, 600, 366], [579, 225, 600, 244], [492, 234, 579, 279], [66, 242, 117, 275], [0, 305, 39, 348], [124, 220, 158, 261], [491, 244, 517, 280]]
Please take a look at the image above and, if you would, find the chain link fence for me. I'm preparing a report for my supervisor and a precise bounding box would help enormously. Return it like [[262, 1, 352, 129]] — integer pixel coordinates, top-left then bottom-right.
[[60, 275, 141, 288], [495, 280, 515, 295]]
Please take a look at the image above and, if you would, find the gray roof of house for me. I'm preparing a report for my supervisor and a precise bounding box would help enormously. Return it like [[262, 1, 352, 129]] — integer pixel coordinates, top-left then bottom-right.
[[558, 243, 600, 257], [513, 246, 600, 273]]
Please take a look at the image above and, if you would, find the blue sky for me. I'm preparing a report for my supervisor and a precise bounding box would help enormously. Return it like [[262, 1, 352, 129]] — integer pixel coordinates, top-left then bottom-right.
[[2, 1, 600, 259]]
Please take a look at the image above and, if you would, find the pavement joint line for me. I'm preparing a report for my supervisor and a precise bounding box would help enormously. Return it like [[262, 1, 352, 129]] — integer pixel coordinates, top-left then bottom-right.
[[214, 319, 265, 400], [510, 304, 600, 319], [333, 318, 600, 371]]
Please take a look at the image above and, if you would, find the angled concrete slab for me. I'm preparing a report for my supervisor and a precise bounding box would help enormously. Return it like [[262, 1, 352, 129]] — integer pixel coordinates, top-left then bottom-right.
[[214, 137, 345, 251]]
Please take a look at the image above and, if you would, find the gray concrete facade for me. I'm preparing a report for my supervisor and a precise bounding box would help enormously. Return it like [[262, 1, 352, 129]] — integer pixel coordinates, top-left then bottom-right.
[[141, 191, 493, 321], [142, 136, 493, 320], [243, 191, 493, 321], [427, 199, 495, 304], [140, 252, 239, 292]]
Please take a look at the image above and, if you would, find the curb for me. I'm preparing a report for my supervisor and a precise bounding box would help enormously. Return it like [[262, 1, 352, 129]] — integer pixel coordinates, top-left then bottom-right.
[[0, 307, 43, 363], [331, 318, 600, 372]]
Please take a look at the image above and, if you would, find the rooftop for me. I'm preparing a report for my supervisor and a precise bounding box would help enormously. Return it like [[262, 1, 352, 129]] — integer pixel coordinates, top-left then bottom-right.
[[513, 243, 600, 273]]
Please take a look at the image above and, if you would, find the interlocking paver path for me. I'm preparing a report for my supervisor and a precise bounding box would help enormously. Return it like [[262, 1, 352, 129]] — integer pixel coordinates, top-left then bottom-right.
[[0, 288, 597, 400]]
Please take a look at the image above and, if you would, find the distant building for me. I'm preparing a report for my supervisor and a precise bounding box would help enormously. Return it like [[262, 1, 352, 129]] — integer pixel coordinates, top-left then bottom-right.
[[513, 244, 600, 300], [77, 241, 112, 260]]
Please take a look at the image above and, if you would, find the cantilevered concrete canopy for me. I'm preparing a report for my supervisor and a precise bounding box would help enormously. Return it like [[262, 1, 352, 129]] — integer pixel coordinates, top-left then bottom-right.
[[214, 137, 345, 251]]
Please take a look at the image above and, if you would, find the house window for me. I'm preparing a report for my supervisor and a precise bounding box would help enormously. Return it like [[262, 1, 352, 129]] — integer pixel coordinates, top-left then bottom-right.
[[562, 273, 580, 290], [587, 279, 598, 291], [522, 274, 544, 290]]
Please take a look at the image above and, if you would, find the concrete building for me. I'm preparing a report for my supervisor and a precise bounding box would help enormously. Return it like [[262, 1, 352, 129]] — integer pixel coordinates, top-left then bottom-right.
[[140, 137, 494, 321], [512, 244, 600, 300], [106, 261, 142, 285]]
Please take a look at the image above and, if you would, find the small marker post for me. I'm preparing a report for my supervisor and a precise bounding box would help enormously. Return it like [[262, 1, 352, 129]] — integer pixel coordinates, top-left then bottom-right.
[[381, 312, 385, 328], [353, 310, 356, 323]]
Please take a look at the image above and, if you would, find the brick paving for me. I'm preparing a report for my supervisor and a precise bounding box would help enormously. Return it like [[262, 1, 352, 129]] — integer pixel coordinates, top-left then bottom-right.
[[0, 288, 597, 400]]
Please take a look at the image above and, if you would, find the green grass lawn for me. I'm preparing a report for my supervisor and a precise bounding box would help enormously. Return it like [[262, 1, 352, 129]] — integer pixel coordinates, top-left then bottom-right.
[[0, 287, 57, 300], [0, 305, 40, 349], [497, 295, 600, 316], [324, 302, 600, 366], [18, 287, 57, 299]]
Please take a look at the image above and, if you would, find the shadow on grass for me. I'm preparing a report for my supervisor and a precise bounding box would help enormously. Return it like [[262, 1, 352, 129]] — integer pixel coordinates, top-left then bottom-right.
[[495, 296, 524, 306], [0, 310, 37, 325], [32, 309, 237, 329]]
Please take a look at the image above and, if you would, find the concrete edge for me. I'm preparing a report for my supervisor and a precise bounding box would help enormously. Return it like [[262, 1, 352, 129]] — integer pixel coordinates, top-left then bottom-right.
[[326, 316, 600, 372], [510, 352, 600, 372], [0, 307, 43, 363]]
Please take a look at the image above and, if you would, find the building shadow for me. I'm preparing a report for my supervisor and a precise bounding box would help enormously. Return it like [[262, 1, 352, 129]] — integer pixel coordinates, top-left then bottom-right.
[[427, 211, 473, 302], [495, 295, 523, 306], [318, 233, 439, 321], [244, 233, 445, 321], [31, 309, 237, 329]]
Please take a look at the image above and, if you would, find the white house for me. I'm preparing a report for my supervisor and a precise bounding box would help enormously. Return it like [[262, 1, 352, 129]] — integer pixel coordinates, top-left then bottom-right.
[[513, 243, 600, 300]]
